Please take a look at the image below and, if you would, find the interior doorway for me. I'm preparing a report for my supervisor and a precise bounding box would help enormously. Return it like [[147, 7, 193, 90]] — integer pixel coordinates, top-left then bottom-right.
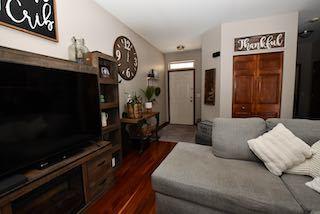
[[168, 69, 195, 125]]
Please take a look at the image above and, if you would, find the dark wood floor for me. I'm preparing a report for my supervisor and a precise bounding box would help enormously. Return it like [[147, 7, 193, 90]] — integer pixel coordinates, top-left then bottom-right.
[[87, 141, 176, 214]]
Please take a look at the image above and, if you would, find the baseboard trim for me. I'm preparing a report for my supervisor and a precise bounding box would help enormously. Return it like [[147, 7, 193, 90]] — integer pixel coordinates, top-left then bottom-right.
[[159, 122, 169, 130]]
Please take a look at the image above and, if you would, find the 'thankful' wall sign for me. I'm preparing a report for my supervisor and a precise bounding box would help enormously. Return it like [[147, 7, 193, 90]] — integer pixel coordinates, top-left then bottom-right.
[[234, 32, 285, 52], [0, 0, 58, 42]]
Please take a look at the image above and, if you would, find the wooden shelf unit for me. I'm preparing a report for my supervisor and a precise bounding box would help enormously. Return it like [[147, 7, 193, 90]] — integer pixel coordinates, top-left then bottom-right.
[[0, 47, 122, 213], [85, 51, 123, 166]]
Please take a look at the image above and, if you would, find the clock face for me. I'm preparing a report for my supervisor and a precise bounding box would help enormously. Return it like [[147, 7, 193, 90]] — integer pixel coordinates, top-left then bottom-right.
[[113, 36, 138, 80]]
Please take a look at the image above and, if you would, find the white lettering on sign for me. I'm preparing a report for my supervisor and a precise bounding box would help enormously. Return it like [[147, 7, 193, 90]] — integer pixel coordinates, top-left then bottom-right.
[[5, 0, 54, 31], [235, 33, 285, 52]]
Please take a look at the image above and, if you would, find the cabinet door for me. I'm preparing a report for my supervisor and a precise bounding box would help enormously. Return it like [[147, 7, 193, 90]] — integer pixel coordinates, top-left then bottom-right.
[[255, 52, 283, 119], [232, 55, 256, 118]]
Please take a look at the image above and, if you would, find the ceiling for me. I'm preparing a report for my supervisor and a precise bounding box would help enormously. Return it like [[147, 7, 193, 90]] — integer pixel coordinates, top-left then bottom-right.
[[95, 0, 320, 53]]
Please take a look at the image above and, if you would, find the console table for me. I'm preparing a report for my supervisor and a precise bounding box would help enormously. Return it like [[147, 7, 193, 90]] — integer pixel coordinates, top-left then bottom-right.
[[121, 112, 160, 154]]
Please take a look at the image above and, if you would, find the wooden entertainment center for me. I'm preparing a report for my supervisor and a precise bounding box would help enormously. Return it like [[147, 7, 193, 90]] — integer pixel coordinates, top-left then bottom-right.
[[0, 47, 122, 213]]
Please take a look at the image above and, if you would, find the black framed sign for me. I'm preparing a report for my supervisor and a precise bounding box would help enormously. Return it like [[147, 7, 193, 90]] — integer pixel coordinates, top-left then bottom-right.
[[0, 0, 58, 42], [234, 32, 285, 52]]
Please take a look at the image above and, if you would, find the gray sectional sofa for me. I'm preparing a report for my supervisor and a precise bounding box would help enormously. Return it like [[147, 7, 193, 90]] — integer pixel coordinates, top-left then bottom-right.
[[152, 118, 320, 214]]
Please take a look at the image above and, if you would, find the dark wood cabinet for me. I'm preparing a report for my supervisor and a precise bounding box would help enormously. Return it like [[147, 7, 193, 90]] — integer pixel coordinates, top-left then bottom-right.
[[233, 52, 283, 119]]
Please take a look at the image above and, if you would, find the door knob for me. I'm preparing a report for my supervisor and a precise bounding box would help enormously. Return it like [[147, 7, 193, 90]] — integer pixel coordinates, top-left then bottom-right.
[[241, 106, 246, 110]]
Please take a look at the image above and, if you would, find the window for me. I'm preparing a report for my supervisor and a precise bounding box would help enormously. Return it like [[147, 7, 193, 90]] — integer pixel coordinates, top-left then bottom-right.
[[169, 61, 194, 70]]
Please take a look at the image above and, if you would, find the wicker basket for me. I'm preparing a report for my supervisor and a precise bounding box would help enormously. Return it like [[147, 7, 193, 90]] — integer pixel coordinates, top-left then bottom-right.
[[127, 103, 142, 119], [128, 124, 152, 137]]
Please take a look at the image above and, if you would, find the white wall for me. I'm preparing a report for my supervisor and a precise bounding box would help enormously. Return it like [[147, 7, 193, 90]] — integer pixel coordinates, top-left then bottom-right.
[[0, 0, 166, 124], [164, 49, 202, 122], [201, 26, 221, 121], [219, 12, 298, 118]]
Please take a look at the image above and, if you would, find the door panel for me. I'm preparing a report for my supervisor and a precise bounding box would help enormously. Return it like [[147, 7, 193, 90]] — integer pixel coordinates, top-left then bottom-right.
[[169, 70, 194, 125], [233, 52, 283, 119], [234, 76, 254, 104], [257, 75, 280, 104], [259, 53, 282, 73]]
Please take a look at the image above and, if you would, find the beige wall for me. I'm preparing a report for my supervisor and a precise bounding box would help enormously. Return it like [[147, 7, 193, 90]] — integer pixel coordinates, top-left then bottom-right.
[[164, 49, 202, 122], [0, 0, 166, 124], [220, 12, 298, 118], [201, 26, 221, 121]]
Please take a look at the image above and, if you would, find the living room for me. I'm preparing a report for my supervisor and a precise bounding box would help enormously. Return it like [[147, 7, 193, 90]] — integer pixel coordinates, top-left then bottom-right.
[[0, 0, 319, 213]]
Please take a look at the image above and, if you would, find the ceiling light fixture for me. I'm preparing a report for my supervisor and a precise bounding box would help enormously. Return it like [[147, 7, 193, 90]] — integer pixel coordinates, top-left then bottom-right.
[[298, 30, 314, 39], [309, 17, 320, 23], [177, 45, 185, 51]]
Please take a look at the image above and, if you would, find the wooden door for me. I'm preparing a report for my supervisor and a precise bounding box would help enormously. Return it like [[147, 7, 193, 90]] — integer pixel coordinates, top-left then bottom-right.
[[233, 52, 283, 119], [255, 52, 283, 119], [169, 70, 194, 125], [233, 55, 256, 118]]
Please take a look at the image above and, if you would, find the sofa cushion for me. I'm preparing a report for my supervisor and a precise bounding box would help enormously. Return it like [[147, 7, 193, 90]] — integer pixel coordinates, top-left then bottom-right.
[[248, 123, 312, 176], [266, 119, 320, 146], [281, 174, 320, 213], [152, 143, 303, 214], [286, 141, 320, 178], [212, 118, 266, 162]]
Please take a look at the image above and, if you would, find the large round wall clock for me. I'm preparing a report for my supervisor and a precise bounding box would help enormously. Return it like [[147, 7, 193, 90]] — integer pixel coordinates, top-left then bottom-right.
[[113, 36, 138, 80]]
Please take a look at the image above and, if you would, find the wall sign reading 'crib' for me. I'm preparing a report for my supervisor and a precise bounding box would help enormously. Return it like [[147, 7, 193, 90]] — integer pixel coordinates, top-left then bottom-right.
[[0, 0, 58, 42]]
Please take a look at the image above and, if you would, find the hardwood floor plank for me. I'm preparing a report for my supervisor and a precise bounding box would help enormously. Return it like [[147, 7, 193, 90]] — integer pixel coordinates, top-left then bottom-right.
[[87, 141, 176, 214]]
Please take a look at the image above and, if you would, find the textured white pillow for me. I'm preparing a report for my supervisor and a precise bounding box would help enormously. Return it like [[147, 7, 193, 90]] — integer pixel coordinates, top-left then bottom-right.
[[247, 123, 312, 176], [286, 141, 320, 178], [305, 177, 320, 194]]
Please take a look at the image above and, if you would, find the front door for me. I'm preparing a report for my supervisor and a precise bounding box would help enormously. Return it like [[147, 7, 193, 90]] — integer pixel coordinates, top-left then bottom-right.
[[169, 70, 194, 125]]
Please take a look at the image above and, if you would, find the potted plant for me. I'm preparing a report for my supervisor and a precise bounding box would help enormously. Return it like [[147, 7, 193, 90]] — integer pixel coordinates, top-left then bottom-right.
[[141, 86, 161, 112]]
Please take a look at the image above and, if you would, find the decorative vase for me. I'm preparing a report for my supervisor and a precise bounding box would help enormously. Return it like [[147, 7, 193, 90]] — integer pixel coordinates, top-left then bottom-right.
[[68, 37, 89, 63], [101, 112, 107, 127], [76, 38, 89, 64], [145, 102, 152, 112], [68, 37, 77, 62]]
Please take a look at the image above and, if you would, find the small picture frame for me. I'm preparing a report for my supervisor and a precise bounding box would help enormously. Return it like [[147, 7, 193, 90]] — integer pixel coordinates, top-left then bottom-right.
[[205, 69, 216, 105], [100, 67, 111, 78]]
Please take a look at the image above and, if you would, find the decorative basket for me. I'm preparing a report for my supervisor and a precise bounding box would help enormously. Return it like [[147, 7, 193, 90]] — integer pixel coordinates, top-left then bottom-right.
[[127, 103, 143, 119], [128, 124, 152, 137]]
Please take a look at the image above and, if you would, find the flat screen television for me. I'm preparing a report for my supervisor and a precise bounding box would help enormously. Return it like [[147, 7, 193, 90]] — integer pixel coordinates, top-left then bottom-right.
[[0, 61, 101, 179]]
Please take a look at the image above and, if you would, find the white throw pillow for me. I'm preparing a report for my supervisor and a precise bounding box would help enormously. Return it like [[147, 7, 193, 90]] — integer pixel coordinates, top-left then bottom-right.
[[305, 177, 320, 194], [247, 123, 312, 176], [286, 141, 320, 178]]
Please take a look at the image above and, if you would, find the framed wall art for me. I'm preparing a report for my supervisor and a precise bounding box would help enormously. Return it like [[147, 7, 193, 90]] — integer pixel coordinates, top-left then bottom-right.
[[0, 0, 58, 41], [204, 68, 216, 105]]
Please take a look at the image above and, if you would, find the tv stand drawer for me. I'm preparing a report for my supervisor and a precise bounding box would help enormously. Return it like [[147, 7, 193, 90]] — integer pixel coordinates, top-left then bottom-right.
[[87, 151, 112, 178], [87, 174, 112, 200], [85, 150, 113, 200]]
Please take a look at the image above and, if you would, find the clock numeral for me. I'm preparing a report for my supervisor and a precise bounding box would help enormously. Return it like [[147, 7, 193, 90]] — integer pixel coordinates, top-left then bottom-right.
[[116, 50, 122, 61], [126, 68, 131, 78], [134, 57, 138, 67], [123, 38, 131, 51]]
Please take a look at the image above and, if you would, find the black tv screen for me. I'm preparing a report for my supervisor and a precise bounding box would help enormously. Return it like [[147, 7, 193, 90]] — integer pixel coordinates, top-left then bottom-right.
[[0, 61, 101, 179]]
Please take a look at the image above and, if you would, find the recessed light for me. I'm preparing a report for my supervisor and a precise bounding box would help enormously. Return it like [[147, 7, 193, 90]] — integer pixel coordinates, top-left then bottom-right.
[[177, 45, 185, 51], [309, 17, 319, 23]]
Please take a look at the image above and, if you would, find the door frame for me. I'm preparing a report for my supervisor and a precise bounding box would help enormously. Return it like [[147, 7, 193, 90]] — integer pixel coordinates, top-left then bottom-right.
[[168, 69, 195, 125], [232, 51, 284, 119]]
